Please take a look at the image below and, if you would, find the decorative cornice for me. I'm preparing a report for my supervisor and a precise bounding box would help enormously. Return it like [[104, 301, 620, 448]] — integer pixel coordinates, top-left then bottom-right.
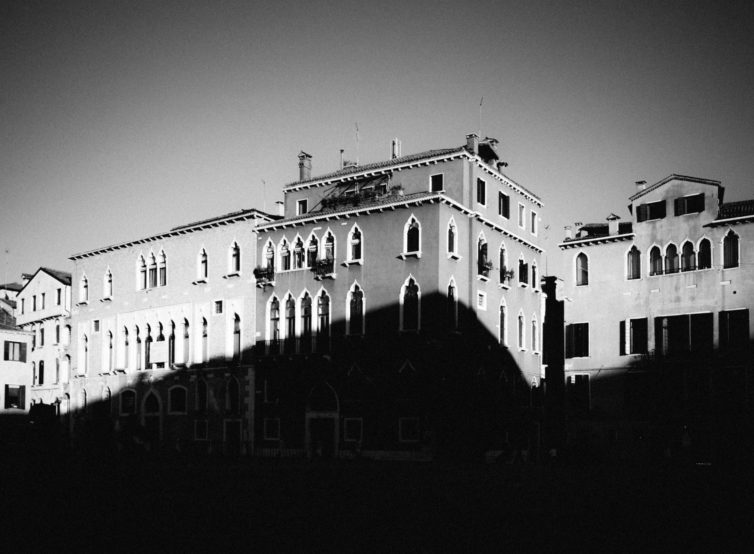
[[558, 233, 635, 249]]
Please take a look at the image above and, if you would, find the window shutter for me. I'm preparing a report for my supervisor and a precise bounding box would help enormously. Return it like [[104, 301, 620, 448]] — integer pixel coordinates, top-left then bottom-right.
[[4, 385, 8, 408], [20, 343, 27, 362], [3, 341, 8, 361], [565, 325, 574, 358], [619, 321, 626, 355], [637, 204, 648, 222], [674, 197, 683, 216]]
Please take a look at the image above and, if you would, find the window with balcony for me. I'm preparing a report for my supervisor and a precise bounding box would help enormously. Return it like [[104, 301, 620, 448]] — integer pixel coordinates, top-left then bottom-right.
[[198, 249, 208, 281], [280, 240, 291, 271], [499, 244, 511, 286], [306, 234, 318, 269], [292, 237, 305, 269], [477, 236, 490, 278]]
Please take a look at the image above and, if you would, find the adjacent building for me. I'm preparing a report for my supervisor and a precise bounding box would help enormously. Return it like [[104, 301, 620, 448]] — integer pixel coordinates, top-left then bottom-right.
[[1, 322, 32, 414], [253, 134, 546, 459], [557, 174, 754, 459], [67, 208, 274, 452]]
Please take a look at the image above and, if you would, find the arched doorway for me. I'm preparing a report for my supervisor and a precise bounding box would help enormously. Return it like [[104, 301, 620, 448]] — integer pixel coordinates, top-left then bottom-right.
[[305, 382, 339, 458]]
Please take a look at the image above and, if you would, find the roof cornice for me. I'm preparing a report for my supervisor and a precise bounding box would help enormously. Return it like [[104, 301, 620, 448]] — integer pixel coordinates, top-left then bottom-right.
[[704, 214, 754, 227], [558, 232, 635, 249]]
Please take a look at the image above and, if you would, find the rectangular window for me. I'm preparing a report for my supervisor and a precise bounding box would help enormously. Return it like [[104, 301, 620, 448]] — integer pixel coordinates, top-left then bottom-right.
[[4, 385, 25, 409], [399, 417, 420, 442], [40, 328, 44, 347], [21, 298, 24, 314], [296, 199, 308, 216], [620, 318, 648, 355], [636, 200, 666, 222], [654, 313, 713, 356], [93, 320, 100, 333], [476, 178, 486, 205], [530, 211, 537, 235], [476, 291, 487, 311], [498, 192, 510, 218], [518, 204, 525, 228], [430, 174, 444, 192], [719, 309, 750, 351], [3, 341, 27, 362], [214, 300, 224, 315], [41, 293, 45, 309], [56, 288, 62, 305], [344, 418, 363, 442], [565, 323, 589, 358], [33, 295, 37, 311], [263, 418, 281, 440], [674, 193, 705, 216]]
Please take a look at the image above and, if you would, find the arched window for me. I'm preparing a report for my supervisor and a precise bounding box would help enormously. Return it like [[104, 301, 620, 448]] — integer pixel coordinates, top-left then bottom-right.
[[123, 327, 129, 369], [135, 326, 142, 371], [300, 294, 312, 351], [198, 249, 208, 280], [280, 239, 291, 271], [80, 389, 88, 412], [575, 253, 588, 286], [477, 236, 489, 277], [531, 316, 538, 352], [182, 319, 190, 364], [447, 280, 457, 330], [82, 334, 89, 374], [233, 314, 241, 361], [697, 238, 712, 269], [201, 318, 208, 362], [104, 269, 113, 298], [664, 243, 679, 274], [405, 217, 421, 254], [168, 387, 187, 414], [447, 219, 457, 256], [226, 378, 240, 414], [107, 331, 114, 371], [499, 244, 509, 284], [285, 296, 296, 352], [317, 291, 330, 349], [80, 275, 89, 302], [55, 322, 60, 344], [517, 312, 525, 350], [498, 302, 508, 345], [269, 297, 280, 346], [531, 261, 538, 290], [293, 237, 305, 269], [145, 325, 153, 368], [230, 242, 241, 273], [349, 226, 363, 262], [306, 235, 318, 268], [158, 250, 167, 286], [650, 246, 663, 275], [324, 232, 335, 260], [401, 277, 420, 331], [265, 241, 275, 270], [138, 256, 147, 289], [38, 360, 45, 385], [148, 253, 157, 288], [348, 284, 364, 335], [144, 391, 159, 414], [196, 380, 208, 413], [627, 246, 641, 279], [681, 241, 696, 271], [55, 358, 60, 384], [723, 230, 739, 268], [168, 320, 175, 366], [32, 362, 37, 386]]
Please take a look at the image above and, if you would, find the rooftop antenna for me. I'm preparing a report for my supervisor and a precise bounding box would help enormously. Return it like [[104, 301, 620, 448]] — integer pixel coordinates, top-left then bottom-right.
[[261, 180, 267, 213], [355, 122, 360, 165], [479, 96, 484, 138]]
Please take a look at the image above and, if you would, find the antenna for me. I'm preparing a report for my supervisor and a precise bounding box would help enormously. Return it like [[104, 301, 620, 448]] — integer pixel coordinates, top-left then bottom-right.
[[261, 180, 267, 213], [355, 122, 360, 165], [479, 96, 483, 137]]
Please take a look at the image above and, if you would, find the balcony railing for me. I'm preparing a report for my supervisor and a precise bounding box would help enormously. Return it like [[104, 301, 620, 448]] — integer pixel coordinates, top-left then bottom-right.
[[254, 266, 275, 287], [312, 258, 335, 279]]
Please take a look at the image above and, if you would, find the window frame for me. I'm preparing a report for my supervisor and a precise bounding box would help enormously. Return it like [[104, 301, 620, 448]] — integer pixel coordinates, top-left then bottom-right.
[[296, 198, 308, 216], [402, 215, 422, 258], [498, 191, 510, 219], [429, 173, 444, 192], [476, 178, 487, 206]]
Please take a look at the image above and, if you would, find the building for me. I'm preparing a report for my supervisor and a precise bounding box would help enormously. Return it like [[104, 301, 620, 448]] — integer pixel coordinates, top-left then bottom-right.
[[14, 268, 72, 410], [0, 282, 22, 326], [557, 174, 754, 460], [253, 134, 546, 460], [67, 208, 274, 452], [1, 322, 32, 414]]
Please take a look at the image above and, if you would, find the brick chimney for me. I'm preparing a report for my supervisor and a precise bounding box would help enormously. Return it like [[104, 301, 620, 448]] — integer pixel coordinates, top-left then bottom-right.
[[298, 151, 312, 181], [465, 133, 479, 155]]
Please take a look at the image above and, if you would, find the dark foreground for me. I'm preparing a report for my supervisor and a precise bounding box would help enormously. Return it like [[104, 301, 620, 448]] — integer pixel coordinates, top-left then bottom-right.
[[1, 450, 751, 552]]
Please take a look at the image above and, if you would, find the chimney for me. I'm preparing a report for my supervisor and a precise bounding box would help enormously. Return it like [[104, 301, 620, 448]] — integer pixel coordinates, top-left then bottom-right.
[[276, 201, 284, 217], [564, 226, 573, 240], [298, 151, 312, 181], [607, 213, 620, 235], [391, 138, 402, 159], [635, 180, 647, 192], [339, 149, 345, 169], [465, 133, 479, 155]]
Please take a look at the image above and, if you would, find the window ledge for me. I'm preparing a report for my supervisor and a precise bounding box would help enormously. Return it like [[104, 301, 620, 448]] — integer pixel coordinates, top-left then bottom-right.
[[447, 253, 461, 260], [100, 297, 112, 303], [223, 272, 241, 279], [499, 283, 511, 290], [518, 283, 528, 288], [398, 252, 422, 260], [477, 275, 490, 282], [341, 260, 363, 267], [75, 301, 88, 307], [192, 278, 208, 285]]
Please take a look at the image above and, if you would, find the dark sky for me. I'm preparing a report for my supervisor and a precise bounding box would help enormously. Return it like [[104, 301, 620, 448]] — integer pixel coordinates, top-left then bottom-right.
[[2, 0, 753, 281]]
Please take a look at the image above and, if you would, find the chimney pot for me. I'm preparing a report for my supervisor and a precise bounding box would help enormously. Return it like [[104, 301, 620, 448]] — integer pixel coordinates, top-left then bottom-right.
[[465, 133, 479, 155], [606, 213, 620, 235], [564, 226, 573, 240], [298, 151, 312, 181], [276, 201, 284, 217], [391, 138, 402, 159], [635, 180, 647, 191]]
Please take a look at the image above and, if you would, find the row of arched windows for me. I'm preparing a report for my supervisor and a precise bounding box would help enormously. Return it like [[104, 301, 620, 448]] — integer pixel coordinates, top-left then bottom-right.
[[497, 303, 540, 353], [574, 230, 740, 285], [476, 234, 538, 289], [79, 315, 242, 374]]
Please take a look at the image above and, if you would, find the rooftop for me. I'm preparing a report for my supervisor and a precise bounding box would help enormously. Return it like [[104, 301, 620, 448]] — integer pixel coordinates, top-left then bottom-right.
[[718, 199, 754, 220], [0, 282, 23, 292]]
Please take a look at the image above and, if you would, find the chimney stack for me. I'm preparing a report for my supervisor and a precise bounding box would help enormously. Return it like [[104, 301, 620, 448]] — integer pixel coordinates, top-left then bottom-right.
[[635, 180, 647, 192], [465, 133, 479, 155], [391, 138, 402, 159], [606, 213, 620, 235], [298, 151, 312, 181], [564, 226, 573, 240], [276, 201, 284, 217], [339, 149, 345, 169]]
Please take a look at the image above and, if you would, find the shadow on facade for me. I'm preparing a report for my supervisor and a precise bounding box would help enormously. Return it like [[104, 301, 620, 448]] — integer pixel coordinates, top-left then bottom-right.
[[3, 292, 546, 463]]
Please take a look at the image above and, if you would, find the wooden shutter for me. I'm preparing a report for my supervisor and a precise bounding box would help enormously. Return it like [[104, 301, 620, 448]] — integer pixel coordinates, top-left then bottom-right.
[[20, 342, 27, 362], [3, 341, 8, 361], [619, 321, 626, 355]]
